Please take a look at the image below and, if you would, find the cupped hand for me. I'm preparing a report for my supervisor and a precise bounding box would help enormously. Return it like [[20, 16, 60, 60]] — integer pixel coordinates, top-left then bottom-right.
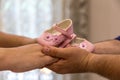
[[42, 46, 93, 74]]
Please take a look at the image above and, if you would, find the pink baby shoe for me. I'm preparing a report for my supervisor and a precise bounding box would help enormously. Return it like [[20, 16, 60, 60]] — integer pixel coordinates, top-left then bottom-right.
[[70, 37, 95, 52], [37, 19, 76, 47]]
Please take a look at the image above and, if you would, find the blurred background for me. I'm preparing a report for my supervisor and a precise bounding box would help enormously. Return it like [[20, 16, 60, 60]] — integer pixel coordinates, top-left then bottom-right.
[[0, 0, 120, 80]]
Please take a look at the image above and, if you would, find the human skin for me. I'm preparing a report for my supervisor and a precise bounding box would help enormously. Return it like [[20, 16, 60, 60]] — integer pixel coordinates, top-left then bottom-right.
[[0, 32, 37, 47], [94, 40, 120, 54], [42, 40, 120, 80], [0, 32, 58, 72], [0, 44, 58, 72]]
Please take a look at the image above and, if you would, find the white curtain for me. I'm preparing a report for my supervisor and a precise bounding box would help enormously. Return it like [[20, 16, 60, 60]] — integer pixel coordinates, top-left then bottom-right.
[[1, 0, 53, 37], [0, 0, 67, 80], [0, 0, 96, 80]]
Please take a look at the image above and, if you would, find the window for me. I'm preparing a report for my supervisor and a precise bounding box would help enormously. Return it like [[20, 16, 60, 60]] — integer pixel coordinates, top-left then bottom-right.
[[0, 0, 61, 80], [1, 0, 53, 38]]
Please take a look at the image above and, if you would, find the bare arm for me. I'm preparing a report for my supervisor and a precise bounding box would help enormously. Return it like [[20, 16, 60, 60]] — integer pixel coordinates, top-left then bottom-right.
[[0, 32, 36, 47], [94, 40, 120, 54], [88, 54, 120, 80]]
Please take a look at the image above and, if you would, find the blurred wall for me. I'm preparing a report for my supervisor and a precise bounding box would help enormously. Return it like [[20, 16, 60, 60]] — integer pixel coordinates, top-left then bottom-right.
[[87, 0, 120, 80], [89, 0, 120, 42]]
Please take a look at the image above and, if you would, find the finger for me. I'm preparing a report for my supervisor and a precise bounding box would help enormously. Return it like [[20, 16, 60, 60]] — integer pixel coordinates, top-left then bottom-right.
[[42, 46, 67, 58]]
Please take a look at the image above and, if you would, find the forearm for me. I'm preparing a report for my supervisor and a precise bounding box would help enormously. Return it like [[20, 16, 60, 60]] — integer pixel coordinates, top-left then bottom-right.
[[88, 54, 120, 80], [0, 32, 37, 47], [94, 40, 120, 54], [0, 48, 12, 71]]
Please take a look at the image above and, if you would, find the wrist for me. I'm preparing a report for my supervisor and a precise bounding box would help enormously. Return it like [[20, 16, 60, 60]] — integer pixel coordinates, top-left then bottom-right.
[[3, 48, 21, 71], [0, 48, 12, 71], [79, 52, 95, 73], [82, 53, 95, 72], [21, 38, 37, 45], [86, 53, 96, 72], [87, 54, 106, 74]]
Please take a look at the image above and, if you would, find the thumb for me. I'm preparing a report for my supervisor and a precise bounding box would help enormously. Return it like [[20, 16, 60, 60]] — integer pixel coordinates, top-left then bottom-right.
[[42, 46, 66, 58]]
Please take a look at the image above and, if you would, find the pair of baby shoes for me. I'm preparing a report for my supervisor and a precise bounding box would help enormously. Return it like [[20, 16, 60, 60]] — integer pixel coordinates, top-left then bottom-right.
[[37, 19, 94, 52]]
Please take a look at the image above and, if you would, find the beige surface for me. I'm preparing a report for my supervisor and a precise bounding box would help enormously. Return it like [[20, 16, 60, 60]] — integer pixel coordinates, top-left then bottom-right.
[[87, 0, 120, 80], [89, 0, 120, 42]]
